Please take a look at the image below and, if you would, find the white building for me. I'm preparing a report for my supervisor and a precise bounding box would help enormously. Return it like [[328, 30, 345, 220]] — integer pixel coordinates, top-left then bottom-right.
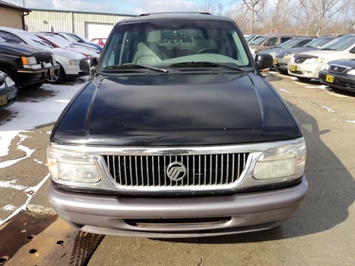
[[25, 9, 135, 40]]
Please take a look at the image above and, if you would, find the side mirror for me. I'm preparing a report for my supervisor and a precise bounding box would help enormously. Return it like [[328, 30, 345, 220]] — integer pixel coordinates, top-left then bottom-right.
[[79, 57, 98, 76], [255, 53, 273, 70]]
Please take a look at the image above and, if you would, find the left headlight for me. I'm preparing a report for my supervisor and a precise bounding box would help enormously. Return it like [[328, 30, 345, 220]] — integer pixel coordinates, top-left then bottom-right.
[[21, 56, 37, 66], [253, 138, 306, 180], [47, 144, 101, 183]]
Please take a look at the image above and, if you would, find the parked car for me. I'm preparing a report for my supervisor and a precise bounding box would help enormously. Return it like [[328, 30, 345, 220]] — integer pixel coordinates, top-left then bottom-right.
[[274, 36, 337, 74], [64, 32, 103, 52], [288, 34, 355, 81], [0, 26, 88, 84], [47, 12, 307, 238], [249, 34, 294, 53], [90, 37, 107, 47], [55, 32, 102, 52], [35, 32, 100, 58], [319, 59, 355, 93], [244, 34, 264, 44], [0, 70, 18, 109], [0, 38, 58, 89], [259, 37, 315, 61]]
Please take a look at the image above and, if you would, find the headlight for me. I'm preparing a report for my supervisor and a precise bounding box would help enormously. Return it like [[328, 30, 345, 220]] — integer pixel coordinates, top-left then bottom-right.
[[5, 76, 15, 87], [253, 139, 306, 180], [305, 57, 325, 64], [347, 69, 355, 76], [323, 63, 330, 70], [47, 144, 101, 183], [69, 59, 81, 65], [52, 55, 57, 65], [21, 56, 37, 66]]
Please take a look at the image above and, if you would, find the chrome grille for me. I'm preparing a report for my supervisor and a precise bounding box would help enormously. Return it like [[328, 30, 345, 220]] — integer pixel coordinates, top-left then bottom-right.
[[294, 57, 307, 64], [103, 153, 249, 187], [329, 65, 348, 74], [35, 55, 53, 64]]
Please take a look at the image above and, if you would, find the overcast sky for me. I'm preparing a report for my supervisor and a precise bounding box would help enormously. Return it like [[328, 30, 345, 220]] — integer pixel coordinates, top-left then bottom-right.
[[4, 0, 219, 15]]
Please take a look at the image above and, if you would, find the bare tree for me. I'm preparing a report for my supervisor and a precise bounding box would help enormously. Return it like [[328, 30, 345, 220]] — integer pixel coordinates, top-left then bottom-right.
[[299, 0, 351, 36], [241, 0, 266, 34], [261, 0, 295, 33], [197, 0, 226, 15], [199, 0, 354, 35]]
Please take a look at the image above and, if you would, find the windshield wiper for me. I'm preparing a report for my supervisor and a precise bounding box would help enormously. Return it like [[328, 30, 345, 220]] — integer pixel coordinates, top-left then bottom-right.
[[170, 61, 245, 72], [105, 63, 168, 73]]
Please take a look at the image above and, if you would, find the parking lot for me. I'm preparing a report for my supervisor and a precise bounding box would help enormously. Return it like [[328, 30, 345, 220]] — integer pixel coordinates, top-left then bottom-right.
[[0, 72, 354, 265]]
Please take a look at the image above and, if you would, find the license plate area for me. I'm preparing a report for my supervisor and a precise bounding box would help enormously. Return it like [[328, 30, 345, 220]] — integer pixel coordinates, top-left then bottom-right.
[[325, 74, 334, 83], [290, 65, 297, 72]]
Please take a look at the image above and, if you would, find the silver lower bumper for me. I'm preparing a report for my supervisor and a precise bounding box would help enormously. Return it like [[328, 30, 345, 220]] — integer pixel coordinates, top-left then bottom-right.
[[48, 176, 308, 238]]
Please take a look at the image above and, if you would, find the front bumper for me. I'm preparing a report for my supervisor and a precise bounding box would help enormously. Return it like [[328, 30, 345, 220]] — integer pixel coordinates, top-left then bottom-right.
[[17, 65, 59, 86], [287, 62, 323, 79], [48, 176, 308, 238], [319, 70, 355, 92]]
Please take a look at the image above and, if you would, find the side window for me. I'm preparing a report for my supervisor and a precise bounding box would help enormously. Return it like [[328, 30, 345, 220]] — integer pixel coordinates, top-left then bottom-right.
[[264, 37, 277, 46], [295, 39, 311, 47], [0, 31, 24, 44], [280, 37, 292, 43]]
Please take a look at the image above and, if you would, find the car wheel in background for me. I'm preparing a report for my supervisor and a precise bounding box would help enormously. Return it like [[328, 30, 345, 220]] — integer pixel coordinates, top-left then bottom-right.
[[47, 65, 65, 84]]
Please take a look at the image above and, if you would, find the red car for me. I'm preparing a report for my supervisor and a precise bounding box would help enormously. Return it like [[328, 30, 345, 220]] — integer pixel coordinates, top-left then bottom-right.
[[90, 37, 106, 47]]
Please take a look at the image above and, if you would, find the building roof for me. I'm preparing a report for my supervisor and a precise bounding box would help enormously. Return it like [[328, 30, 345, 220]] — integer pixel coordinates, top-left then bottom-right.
[[0, 0, 31, 12]]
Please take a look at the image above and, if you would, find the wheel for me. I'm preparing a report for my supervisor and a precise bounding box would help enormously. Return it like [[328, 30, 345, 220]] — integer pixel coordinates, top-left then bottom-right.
[[297, 77, 311, 82], [47, 65, 65, 84], [196, 48, 223, 54]]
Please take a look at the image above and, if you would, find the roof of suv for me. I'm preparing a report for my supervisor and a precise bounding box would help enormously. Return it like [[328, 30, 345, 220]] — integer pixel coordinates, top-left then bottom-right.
[[120, 12, 232, 24]]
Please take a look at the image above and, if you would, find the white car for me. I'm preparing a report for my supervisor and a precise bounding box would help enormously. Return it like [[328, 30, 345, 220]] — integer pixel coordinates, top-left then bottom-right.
[[287, 34, 355, 81], [35, 32, 100, 59], [0, 26, 87, 84]]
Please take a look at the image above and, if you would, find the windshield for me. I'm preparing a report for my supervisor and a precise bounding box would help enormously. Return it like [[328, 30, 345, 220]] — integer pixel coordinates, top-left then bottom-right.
[[250, 36, 268, 45], [321, 35, 355, 51], [305, 37, 335, 48], [37, 33, 72, 47], [98, 20, 251, 72]]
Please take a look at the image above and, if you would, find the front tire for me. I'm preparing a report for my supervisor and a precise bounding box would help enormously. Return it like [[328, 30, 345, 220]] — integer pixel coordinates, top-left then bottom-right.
[[47, 65, 65, 84]]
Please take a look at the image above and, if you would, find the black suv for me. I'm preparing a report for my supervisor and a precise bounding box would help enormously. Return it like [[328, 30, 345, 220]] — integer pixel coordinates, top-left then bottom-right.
[[48, 13, 308, 238], [0, 40, 58, 89]]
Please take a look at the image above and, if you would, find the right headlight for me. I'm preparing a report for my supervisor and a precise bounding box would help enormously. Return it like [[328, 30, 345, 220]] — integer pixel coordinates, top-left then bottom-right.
[[253, 138, 306, 180], [47, 143, 101, 184]]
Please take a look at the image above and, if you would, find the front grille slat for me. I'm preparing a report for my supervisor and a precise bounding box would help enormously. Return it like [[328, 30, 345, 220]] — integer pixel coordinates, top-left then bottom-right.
[[104, 153, 249, 189]]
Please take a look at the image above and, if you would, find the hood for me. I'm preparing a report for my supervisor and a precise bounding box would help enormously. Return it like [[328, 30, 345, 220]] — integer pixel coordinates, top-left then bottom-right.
[[52, 72, 301, 146], [0, 42, 49, 56], [328, 59, 355, 68], [297, 49, 350, 59]]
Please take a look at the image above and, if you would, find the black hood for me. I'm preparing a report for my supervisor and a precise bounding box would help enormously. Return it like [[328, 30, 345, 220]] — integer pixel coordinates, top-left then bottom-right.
[[52, 72, 302, 146], [0, 42, 50, 56]]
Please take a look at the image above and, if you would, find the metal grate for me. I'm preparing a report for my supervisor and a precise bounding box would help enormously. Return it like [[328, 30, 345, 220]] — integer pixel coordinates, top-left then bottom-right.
[[35, 55, 53, 64], [329, 65, 348, 74], [103, 153, 249, 188], [294, 57, 307, 64]]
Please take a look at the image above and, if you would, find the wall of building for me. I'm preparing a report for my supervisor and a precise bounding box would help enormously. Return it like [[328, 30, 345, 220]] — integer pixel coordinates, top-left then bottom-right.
[[0, 8, 24, 29], [25, 9, 133, 39]]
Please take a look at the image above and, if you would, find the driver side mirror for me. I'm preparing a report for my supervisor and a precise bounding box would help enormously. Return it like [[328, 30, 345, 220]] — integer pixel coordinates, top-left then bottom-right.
[[255, 54, 273, 70], [80, 57, 98, 76]]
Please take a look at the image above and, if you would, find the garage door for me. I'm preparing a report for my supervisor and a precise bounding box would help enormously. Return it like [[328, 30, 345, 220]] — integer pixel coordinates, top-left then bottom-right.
[[86, 23, 113, 41]]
